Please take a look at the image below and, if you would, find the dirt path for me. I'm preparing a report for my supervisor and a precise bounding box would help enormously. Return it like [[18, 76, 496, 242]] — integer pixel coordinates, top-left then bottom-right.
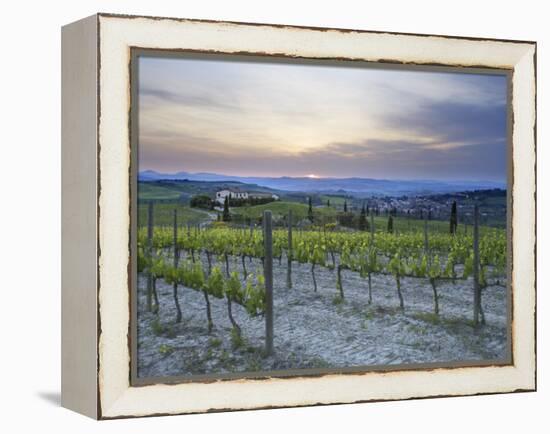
[[137, 254, 508, 379]]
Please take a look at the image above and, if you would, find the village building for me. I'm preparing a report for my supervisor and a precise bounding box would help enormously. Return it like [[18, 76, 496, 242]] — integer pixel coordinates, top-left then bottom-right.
[[215, 189, 248, 204], [215, 189, 279, 205]]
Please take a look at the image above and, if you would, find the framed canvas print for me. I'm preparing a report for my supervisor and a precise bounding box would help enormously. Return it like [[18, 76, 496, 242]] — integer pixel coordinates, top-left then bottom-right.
[[61, 13, 536, 419]]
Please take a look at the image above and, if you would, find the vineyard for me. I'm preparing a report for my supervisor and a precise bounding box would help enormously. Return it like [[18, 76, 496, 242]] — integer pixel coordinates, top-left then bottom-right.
[[136, 205, 508, 378]]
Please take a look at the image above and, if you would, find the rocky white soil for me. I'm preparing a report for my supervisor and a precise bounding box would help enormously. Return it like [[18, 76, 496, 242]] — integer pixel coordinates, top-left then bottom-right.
[[137, 253, 508, 379]]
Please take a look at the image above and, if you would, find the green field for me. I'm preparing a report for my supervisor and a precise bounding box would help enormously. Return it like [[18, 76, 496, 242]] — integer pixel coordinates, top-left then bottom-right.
[[319, 195, 349, 206], [138, 203, 212, 227], [231, 201, 494, 235], [138, 180, 283, 202], [138, 199, 496, 238], [138, 184, 183, 201], [368, 215, 453, 234], [231, 201, 337, 222]]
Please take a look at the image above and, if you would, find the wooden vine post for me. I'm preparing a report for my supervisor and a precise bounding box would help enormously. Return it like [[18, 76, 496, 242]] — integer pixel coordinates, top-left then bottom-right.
[[473, 204, 481, 327], [370, 213, 374, 244], [146, 201, 154, 312], [287, 209, 293, 289], [424, 217, 429, 256], [172, 208, 182, 322], [263, 210, 274, 356]]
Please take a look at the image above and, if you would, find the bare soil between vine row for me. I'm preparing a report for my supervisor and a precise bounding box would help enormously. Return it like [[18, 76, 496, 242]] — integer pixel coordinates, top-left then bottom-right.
[[137, 254, 508, 379]]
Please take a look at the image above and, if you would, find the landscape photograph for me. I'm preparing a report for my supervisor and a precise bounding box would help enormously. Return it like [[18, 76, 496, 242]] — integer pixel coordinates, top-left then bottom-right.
[[134, 53, 509, 380]]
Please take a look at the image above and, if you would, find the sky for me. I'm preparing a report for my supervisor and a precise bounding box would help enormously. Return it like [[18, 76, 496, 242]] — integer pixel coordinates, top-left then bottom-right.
[[138, 55, 508, 182]]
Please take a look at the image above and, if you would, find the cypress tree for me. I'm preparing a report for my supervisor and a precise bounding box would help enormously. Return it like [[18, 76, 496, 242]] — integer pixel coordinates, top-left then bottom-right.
[[222, 196, 231, 222], [450, 200, 458, 234], [343, 200, 348, 213], [387, 215, 394, 233], [359, 204, 367, 231], [308, 196, 314, 223], [326, 199, 330, 207]]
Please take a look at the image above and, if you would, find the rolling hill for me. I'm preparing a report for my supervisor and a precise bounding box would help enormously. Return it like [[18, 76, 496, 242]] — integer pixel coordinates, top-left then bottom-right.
[[139, 170, 505, 197]]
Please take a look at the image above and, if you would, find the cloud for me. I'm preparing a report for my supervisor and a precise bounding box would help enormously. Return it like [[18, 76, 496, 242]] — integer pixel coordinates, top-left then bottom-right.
[[138, 135, 506, 182], [137, 55, 508, 182], [302, 138, 506, 181], [380, 98, 507, 148], [140, 87, 240, 111]]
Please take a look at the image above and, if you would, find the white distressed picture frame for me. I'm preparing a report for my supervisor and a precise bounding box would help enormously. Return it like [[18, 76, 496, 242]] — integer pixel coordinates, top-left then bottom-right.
[[61, 13, 536, 419]]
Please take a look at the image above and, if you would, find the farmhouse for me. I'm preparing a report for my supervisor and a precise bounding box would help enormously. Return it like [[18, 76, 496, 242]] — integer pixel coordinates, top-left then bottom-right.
[[215, 189, 249, 204], [215, 189, 279, 204]]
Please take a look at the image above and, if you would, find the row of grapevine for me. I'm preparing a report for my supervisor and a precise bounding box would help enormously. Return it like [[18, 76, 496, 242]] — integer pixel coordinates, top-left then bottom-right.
[[140, 204, 504, 336], [138, 224, 505, 277], [140, 204, 275, 351], [140, 251, 267, 333]]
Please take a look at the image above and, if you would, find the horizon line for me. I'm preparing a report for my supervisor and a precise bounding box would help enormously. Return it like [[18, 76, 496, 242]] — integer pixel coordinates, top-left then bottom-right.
[[139, 169, 506, 185]]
